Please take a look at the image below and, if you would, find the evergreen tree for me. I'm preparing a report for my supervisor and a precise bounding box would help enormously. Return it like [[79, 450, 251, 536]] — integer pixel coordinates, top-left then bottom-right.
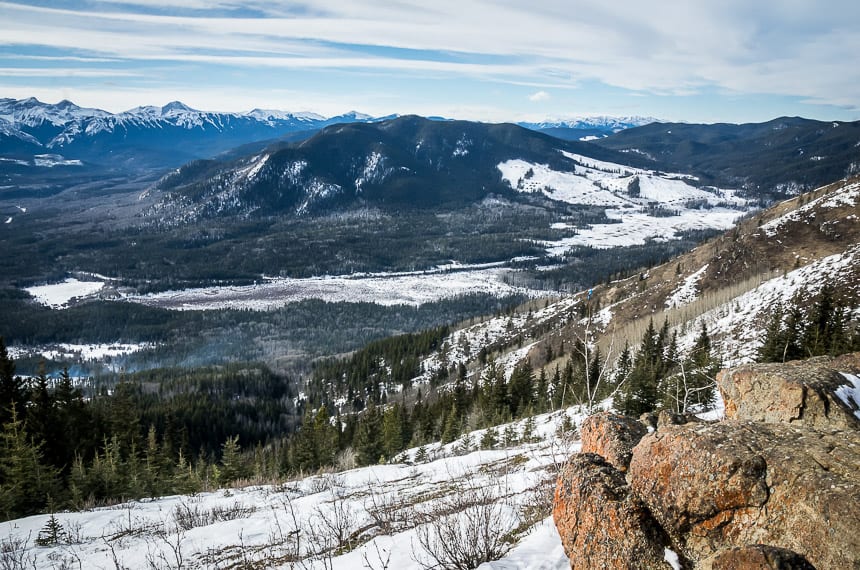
[[353, 404, 382, 466], [381, 404, 403, 459], [617, 320, 661, 416], [219, 435, 246, 485], [0, 338, 26, 427], [508, 364, 534, 418], [0, 405, 59, 520]]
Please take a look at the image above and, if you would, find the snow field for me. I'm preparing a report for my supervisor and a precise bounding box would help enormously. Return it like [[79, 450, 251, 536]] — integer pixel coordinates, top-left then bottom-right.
[[497, 151, 748, 255], [836, 373, 860, 420], [128, 267, 543, 311], [24, 278, 105, 308], [2, 407, 587, 569]]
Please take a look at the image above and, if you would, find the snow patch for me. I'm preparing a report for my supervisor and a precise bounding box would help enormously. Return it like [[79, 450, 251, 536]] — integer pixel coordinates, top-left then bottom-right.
[[836, 373, 860, 419], [666, 264, 709, 308], [25, 278, 104, 308]]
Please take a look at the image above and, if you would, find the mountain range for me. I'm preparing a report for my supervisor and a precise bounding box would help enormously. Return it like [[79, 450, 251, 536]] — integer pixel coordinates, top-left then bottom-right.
[[0, 97, 650, 173]]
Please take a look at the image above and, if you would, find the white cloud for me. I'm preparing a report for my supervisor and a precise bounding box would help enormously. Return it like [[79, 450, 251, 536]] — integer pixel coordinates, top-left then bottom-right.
[[528, 90, 550, 102], [1, 0, 859, 114]]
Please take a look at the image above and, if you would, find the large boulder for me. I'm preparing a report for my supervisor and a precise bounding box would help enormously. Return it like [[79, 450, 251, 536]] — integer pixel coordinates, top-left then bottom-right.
[[717, 354, 860, 429], [629, 421, 860, 569], [580, 412, 648, 472], [553, 453, 672, 569]]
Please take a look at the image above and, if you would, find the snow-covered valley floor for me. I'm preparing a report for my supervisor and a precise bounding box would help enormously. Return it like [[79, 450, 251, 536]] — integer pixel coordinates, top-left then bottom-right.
[[1, 408, 585, 570], [124, 266, 543, 311]]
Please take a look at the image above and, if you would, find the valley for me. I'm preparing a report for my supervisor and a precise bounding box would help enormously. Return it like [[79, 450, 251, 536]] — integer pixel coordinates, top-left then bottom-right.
[[1, 98, 859, 570]]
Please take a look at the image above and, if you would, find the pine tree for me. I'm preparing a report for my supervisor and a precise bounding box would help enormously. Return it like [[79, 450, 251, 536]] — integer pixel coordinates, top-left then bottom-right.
[[0, 405, 59, 520], [219, 435, 246, 485], [381, 404, 403, 459], [508, 364, 534, 418], [353, 404, 382, 466], [0, 338, 26, 427]]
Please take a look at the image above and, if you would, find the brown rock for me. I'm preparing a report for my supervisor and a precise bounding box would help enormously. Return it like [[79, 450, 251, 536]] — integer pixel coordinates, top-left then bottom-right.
[[629, 421, 860, 569], [700, 545, 816, 570], [580, 412, 649, 472], [553, 453, 672, 569], [717, 354, 860, 429]]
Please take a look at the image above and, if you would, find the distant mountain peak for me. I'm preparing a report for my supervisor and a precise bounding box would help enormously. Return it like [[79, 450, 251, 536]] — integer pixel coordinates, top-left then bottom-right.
[[160, 101, 196, 114]]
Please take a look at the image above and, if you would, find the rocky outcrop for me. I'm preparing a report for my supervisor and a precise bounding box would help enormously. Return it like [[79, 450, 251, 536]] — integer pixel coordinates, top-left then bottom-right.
[[554, 354, 860, 570], [700, 545, 816, 570], [717, 354, 860, 429], [580, 412, 648, 472], [631, 421, 860, 569], [553, 453, 669, 569]]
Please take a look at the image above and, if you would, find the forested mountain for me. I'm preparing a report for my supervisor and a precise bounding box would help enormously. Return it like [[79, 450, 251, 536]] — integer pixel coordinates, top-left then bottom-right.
[[151, 115, 653, 219], [594, 117, 860, 197]]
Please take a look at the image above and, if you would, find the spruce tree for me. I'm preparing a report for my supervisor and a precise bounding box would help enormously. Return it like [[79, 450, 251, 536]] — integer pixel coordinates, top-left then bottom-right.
[[353, 404, 382, 466], [0, 405, 59, 520], [0, 338, 26, 427]]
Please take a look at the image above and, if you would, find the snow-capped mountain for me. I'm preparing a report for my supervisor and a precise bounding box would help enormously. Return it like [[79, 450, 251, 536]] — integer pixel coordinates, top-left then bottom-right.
[[518, 115, 659, 141], [519, 115, 659, 132], [0, 97, 391, 171]]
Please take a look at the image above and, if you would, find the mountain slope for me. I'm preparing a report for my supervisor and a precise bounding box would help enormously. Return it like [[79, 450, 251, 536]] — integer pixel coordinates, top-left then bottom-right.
[[151, 115, 662, 219], [595, 117, 860, 196]]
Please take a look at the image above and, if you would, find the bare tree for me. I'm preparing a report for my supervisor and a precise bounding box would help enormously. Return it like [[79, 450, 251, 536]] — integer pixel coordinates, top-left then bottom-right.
[[414, 482, 517, 570]]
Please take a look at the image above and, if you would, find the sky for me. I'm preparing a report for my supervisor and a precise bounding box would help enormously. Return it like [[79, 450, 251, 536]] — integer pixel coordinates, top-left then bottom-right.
[[1, 0, 859, 123]]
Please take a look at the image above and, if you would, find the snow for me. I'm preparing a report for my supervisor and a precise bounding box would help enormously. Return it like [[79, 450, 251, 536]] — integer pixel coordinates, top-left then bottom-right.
[[1, 406, 589, 570], [836, 373, 860, 419], [542, 208, 743, 254], [497, 152, 748, 254], [761, 180, 860, 236], [127, 267, 543, 311], [477, 518, 570, 569], [673, 245, 860, 366], [664, 548, 682, 570], [33, 153, 82, 167], [40, 343, 151, 361], [666, 264, 709, 308], [25, 278, 104, 308]]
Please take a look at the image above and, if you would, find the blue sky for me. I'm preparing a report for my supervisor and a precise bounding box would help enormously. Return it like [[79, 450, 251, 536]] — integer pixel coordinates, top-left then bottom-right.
[[1, 0, 859, 123]]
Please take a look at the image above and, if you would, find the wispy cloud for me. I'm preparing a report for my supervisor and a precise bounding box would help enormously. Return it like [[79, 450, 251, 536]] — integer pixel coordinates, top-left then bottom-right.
[[1, 0, 858, 119]]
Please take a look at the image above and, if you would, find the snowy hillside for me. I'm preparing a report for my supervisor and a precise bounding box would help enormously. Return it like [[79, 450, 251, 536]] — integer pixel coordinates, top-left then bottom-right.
[[1, 408, 586, 570], [497, 150, 749, 252]]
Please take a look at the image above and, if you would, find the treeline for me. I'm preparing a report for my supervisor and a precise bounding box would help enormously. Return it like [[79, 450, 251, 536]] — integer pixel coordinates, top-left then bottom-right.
[[757, 283, 860, 362], [0, 343, 302, 521]]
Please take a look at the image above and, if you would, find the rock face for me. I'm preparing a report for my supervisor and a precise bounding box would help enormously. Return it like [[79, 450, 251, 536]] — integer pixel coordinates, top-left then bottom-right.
[[553, 453, 669, 570], [580, 412, 648, 472], [717, 354, 860, 430], [554, 353, 860, 570], [631, 421, 860, 569]]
